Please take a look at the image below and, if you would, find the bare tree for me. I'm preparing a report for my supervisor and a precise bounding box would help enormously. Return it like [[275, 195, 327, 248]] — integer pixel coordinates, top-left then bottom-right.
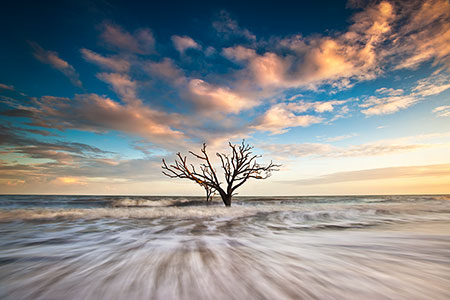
[[162, 140, 280, 206], [203, 184, 216, 203]]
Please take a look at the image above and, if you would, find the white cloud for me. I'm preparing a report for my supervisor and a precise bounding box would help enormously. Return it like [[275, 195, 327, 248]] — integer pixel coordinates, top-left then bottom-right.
[[412, 74, 450, 97], [433, 105, 450, 117], [251, 100, 348, 135], [376, 87, 404, 96], [171, 35, 201, 53], [252, 103, 324, 135], [360, 95, 418, 116], [362, 73, 450, 116]]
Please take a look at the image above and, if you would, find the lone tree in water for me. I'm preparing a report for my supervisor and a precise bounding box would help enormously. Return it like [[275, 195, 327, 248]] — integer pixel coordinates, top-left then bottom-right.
[[162, 140, 280, 206]]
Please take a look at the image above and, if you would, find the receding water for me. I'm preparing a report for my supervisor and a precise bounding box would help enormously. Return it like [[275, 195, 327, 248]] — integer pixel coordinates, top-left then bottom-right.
[[0, 195, 449, 299]]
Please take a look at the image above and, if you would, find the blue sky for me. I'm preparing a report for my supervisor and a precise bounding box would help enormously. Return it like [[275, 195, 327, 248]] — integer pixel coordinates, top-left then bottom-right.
[[1, 0, 450, 195]]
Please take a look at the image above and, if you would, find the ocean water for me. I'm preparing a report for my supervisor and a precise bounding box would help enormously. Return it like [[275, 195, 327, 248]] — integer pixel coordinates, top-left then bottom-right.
[[0, 195, 449, 300]]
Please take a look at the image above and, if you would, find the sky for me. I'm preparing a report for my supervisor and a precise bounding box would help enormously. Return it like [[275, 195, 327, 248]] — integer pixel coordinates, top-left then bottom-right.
[[0, 0, 449, 195]]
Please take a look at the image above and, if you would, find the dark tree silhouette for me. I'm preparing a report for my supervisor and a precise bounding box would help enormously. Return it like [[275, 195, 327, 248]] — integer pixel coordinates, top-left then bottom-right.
[[162, 140, 280, 206], [203, 183, 216, 203]]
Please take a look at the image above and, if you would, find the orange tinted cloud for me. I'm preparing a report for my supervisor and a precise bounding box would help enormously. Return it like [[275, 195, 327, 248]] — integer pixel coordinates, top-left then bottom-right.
[[188, 79, 256, 114]]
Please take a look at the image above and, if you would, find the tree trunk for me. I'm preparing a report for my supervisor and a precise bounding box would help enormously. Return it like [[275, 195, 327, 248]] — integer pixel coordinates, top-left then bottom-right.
[[220, 193, 232, 207]]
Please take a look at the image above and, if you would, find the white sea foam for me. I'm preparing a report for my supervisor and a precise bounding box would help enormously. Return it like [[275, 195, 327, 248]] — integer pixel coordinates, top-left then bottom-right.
[[111, 198, 189, 207]]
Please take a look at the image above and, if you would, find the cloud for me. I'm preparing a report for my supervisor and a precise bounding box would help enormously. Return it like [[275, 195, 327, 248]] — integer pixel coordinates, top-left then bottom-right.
[[391, 0, 450, 71], [213, 10, 256, 41], [412, 74, 450, 96], [376, 87, 404, 96], [81, 49, 130, 72], [187, 79, 256, 114], [97, 73, 139, 105], [302, 100, 349, 113], [433, 105, 450, 117], [100, 23, 155, 54], [0, 125, 167, 192], [0, 83, 14, 90], [283, 163, 450, 185], [145, 58, 186, 85], [0, 124, 112, 165], [261, 138, 436, 158], [29, 42, 82, 87], [215, 0, 449, 101], [325, 133, 358, 142], [222, 46, 256, 62], [362, 73, 450, 116], [360, 95, 418, 115], [171, 35, 201, 53], [220, 1, 395, 91], [0, 124, 57, 137], [251, 102, 324, 135], [251, 100, 347, 135], [1, 93, 185, 145]]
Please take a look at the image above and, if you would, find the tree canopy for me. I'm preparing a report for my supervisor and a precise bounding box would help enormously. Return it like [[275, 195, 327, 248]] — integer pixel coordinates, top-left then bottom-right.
[[162, 140, 280, 206]]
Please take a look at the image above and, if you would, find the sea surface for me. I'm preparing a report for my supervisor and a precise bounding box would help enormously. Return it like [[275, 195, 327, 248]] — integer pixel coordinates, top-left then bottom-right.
[[0, 194, 449, 300]]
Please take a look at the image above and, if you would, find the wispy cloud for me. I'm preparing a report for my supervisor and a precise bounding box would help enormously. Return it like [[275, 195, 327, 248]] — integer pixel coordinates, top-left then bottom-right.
[[261, 137, 443, 159], [282, 163, 450, 185], [100, 23, 155, 54], [361, 73, 450, 116], [412, 74, 450, 97], [0, 125, 166, 192], [81, 48, 130, 72], [433, 105, 450, 117], [360, 95, 418, 116], [0, 83, 14, 91], [252, 100, 348, 135], [376, 87, 404, 96], [325, 133, 358, 142], [213, 10, 256, 41], [392, 0, 450, 71], [1, 93, 186, 145], [29, 42, 82, 87]]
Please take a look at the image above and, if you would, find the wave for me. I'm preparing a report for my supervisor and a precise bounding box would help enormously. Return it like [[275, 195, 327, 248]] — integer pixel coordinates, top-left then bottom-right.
[[109, 197, 214, 207], [1, 205, 449, 232], [0, 206, 272, 222]]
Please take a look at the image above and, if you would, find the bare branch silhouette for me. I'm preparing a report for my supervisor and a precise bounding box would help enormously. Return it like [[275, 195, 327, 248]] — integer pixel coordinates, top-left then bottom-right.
[[162, 140, 280, 206]]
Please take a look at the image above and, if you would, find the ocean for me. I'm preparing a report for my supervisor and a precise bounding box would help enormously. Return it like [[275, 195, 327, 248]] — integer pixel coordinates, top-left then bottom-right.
[[0, 195, 449, 299]]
